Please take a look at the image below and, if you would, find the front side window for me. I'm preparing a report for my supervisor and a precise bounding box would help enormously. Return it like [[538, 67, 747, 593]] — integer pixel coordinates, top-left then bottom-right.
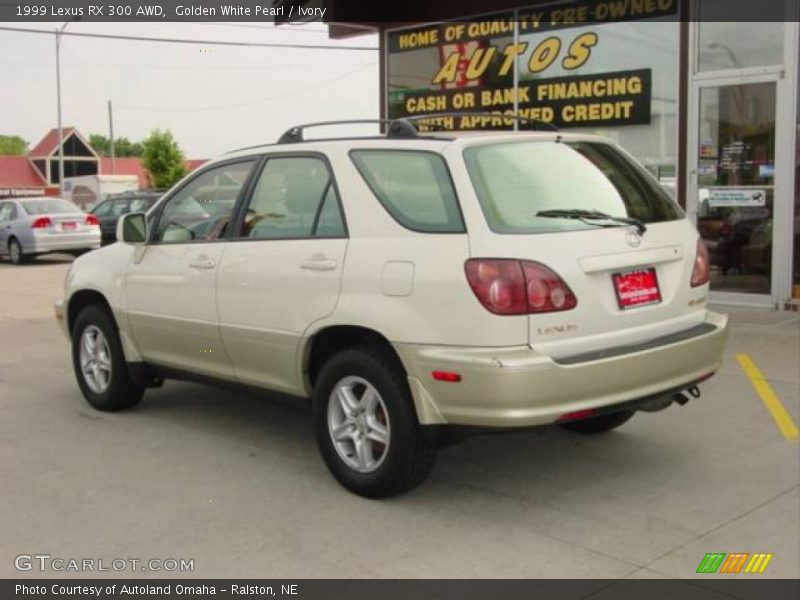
[[153, 161, 254, 243], [239, 157, 345, 239], [464, 141, 683, 235], [111, 199, 131, 217], [350, 150, 464, 233], [130, 197, 156, 213]]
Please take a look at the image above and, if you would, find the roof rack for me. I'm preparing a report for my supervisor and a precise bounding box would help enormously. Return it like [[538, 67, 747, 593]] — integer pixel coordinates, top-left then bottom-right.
[[263, 113, 559, 148], [277, 119, 419, 144]]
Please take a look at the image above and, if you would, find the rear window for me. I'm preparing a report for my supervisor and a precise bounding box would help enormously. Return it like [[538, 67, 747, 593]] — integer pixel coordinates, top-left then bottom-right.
[[350, 150, 464, 233], [463, 141, 682, 235], [21, 199, 81, 215]]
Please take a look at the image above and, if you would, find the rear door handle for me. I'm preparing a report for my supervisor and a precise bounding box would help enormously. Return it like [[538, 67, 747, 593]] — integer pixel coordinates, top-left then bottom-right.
[[300, 255, 337, 271], [189, 256, 216, 270]]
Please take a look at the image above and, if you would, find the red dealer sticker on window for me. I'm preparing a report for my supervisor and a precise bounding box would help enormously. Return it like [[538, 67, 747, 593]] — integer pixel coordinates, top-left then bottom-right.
[[612, 267, 661, 309]]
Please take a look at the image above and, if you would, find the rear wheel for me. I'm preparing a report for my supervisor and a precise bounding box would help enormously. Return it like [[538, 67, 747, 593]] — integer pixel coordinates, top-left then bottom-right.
[[558, 410, 634, 434], [313, 345, 436, 498], [8, 238, 26, 265], [71, 304, 144, 411]]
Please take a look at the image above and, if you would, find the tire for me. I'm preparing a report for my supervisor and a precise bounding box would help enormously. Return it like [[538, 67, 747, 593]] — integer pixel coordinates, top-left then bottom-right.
[[313, 344, 437, 498], [558, 410, 634, 434], [8, 238, 27, 265], [71, 304, 144, 411]]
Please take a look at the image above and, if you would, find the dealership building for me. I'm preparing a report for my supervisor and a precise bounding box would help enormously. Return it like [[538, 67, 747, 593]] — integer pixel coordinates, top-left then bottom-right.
[[0, 127, 205, 207], [332, 0, 799, 308]]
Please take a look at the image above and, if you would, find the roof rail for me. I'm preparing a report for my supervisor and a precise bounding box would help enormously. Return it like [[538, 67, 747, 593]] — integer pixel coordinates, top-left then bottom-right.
[[276, 119, 420, 144], [229, 113, 557, 152], [405, 112, 559, 132]]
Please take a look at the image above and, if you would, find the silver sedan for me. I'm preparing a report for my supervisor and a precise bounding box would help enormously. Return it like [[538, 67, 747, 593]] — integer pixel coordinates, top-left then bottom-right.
[[0, 197, 101, 265]]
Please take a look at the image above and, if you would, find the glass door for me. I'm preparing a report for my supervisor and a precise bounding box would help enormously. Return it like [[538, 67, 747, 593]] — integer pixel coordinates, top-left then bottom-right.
[[689, 77, 779, 304]]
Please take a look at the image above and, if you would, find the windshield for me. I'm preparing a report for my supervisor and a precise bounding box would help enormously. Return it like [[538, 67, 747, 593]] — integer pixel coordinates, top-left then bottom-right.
[[463, 141, 682, 234], [21, 199, 81, 216]]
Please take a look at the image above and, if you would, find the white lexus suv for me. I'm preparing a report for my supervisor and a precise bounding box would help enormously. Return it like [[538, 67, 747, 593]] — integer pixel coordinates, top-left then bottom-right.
[[56, 119, 728, 498]]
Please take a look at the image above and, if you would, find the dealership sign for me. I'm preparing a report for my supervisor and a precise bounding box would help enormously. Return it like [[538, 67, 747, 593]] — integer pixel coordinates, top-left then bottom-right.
[[386, 0, 673, 129], [393, 69, 651, 130], [0, 188, 46, 198]]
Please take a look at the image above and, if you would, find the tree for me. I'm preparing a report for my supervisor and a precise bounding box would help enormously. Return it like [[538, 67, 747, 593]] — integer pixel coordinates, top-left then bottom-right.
[[0, 135, 28, 155], [142, 129, 186, 188], [88, 134, 110, 156], [89, 134, 144, 157]]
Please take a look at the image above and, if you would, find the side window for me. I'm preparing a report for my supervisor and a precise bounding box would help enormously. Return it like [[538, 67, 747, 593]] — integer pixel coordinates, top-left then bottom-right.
[[91, 200, 113, 217], [154, 161, 254, 243], [0, 203, 13, 221], [314, 185, 346, 237], [350, 150, 464, 233], [239, 156, 345, 240], [129, 197, 152, 213], [111, 199, 130, 217]]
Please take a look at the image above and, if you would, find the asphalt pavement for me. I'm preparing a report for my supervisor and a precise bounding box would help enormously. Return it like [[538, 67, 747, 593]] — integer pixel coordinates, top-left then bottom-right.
[[1, 255, 797, 579]]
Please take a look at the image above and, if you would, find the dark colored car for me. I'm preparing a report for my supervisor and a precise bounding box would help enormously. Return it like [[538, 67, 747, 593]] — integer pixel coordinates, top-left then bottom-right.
[[90, 192, 162, 243]]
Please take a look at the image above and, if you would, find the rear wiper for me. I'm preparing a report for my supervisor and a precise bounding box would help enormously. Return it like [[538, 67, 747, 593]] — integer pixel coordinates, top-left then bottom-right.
[[536, 209, 647, 235]]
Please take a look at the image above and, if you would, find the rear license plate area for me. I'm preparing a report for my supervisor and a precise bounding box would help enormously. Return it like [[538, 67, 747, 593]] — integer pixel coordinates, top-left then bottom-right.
[[612, 267, 661, 310], [61, 222, 76, 231]]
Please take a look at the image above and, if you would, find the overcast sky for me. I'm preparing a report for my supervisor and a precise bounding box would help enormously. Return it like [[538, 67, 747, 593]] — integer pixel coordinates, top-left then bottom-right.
[[0, 22, 379, 158]]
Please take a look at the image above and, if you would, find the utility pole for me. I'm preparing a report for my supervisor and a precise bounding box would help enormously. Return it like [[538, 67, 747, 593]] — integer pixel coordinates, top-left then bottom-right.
[[55, 26, 64, 195], [108, 100, 115, 174], [55, 16, 80, 196]]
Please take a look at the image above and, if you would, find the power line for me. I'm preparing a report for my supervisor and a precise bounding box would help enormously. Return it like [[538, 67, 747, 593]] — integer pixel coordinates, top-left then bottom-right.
[[116, 62, 377, 112], [0, 25, 378, 51]]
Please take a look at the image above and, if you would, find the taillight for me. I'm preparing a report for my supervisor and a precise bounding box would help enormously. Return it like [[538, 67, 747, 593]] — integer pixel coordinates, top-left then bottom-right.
[[690, 239, 710, 287], [465, 259, 577, 315], [85, 214, 99, 226], [522, 261, 577, 312], [31, 217, 52, 229]]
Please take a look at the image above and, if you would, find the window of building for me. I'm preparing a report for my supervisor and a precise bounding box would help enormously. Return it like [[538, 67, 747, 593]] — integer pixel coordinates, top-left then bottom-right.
[[696, 1, 788, 72], [386, 13, 679, 185]]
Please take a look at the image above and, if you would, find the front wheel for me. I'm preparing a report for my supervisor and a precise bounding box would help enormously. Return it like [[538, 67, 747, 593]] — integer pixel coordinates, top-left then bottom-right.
[[313, 345, 436, 498], [71, 304, 144, 411], [558, 410, 634, 434]]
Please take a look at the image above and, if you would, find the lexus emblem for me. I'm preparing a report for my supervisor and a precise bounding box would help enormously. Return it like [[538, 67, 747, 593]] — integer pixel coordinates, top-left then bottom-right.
[[625, 227, 642, 248]]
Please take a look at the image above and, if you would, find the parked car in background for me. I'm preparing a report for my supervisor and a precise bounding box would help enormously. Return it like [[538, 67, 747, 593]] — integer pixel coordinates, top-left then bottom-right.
[[90, 191, 163, 244], [0, 197, 101, 265], [56, 121, 728, 498]]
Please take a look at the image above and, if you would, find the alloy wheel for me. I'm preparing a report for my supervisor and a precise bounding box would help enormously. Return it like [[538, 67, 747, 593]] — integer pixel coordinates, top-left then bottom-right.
[[327, 375, 391, 473], [79, 325, 112, 394]]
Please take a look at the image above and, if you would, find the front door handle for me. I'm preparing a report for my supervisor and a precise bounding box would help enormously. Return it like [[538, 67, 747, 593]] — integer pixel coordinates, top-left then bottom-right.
[[300, 254, 337, 271], [189, 255, 216, 270]]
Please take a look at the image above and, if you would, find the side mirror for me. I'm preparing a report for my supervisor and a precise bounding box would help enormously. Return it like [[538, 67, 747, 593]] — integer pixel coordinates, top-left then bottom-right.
[[117, 212, 147, 245]]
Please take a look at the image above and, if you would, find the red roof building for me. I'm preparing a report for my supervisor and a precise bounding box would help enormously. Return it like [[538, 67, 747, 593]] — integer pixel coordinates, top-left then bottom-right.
[[0, 127, 206, 199]]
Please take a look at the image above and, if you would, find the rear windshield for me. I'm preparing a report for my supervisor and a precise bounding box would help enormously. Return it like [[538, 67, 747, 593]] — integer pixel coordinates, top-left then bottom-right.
[[463, 141, 682, 234], [21, 199, 81, 216]]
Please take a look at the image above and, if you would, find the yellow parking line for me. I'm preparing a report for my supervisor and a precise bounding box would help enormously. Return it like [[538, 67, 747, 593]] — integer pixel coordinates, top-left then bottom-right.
[[736, 354, 799, 442]]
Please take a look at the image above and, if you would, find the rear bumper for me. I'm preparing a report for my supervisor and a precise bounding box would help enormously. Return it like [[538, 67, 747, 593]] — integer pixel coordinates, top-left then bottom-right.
[[395, 310, 729, 427], [27, 231, 101, 254]]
